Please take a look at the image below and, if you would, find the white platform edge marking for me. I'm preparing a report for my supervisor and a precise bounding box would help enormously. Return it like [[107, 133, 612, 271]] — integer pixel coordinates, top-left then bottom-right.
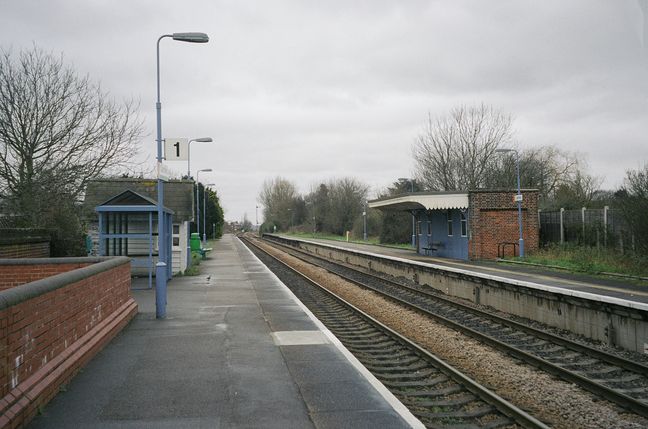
[[271, 330, 330, 346], [289, 236, 648, 312], [238, 237, 425, 429]]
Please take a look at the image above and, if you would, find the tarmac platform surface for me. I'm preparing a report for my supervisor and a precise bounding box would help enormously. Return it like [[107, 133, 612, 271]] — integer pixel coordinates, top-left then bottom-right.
[[283, 236, 648, 305], [28, 234, 419, 429]]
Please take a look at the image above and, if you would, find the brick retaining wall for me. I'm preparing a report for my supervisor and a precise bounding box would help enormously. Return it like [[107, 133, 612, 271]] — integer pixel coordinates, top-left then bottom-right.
[[0, 257, 137, 428], [0, 260, 91, 291]]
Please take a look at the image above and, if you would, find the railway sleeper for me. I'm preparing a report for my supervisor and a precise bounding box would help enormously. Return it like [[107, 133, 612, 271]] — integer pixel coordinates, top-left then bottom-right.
[[362, 356, 421, 367], [384, 383, 463, 395], [415, 405, 496, 419], [400, 394, 476, 408], [376, 368, 437, 380], [364, 361, 430, 373]]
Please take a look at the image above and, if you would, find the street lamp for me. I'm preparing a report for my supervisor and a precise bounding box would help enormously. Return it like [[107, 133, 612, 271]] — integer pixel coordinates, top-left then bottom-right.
[[399, 178, 416, 247], [363, 202, 367, 241], [287, 208, 294, 230], [203, 183, 215, 244], [187, 137, 213, 178], [255, 205, 259, 231], [155, 31, 209, 319], [196, 168, 212, 243], [494, 148, 524, 257]]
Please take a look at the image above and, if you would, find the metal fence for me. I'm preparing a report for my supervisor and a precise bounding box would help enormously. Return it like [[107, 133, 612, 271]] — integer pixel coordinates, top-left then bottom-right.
[[539, 207, 636, 251]]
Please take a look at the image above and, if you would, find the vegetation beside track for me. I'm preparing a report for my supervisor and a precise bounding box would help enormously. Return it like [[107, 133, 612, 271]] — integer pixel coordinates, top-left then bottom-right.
[[509, 244, 648, 280]]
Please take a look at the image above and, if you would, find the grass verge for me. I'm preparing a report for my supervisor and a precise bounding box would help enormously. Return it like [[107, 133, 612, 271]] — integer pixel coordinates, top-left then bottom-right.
[[513, 244, 648, 279]]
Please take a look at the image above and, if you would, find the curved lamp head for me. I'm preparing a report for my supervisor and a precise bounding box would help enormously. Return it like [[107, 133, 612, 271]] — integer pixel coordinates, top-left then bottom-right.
[[494, 148, 515, 154], [199, 168, 213, 173], [172, 32, 209, 43], [194, 137, 213, 143]]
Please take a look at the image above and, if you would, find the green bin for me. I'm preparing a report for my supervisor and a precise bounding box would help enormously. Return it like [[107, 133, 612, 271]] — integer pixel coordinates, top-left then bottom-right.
[[190, 233, 201, 251]]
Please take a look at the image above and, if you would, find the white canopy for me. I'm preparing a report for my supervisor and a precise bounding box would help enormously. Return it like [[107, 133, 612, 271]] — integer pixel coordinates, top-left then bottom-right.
[[368, 192, 469, 212]]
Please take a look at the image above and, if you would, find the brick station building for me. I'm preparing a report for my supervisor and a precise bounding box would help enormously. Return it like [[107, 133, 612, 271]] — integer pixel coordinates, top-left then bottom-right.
[[368, 189, 539, 260]]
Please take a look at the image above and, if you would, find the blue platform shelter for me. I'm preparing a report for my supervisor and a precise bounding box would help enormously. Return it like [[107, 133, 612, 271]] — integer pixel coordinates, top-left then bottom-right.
[[95, 190, 174, 289], [369, 192, 470, 260]]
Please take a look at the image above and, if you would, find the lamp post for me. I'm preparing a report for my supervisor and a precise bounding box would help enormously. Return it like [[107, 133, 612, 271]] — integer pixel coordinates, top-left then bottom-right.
[[185, 137, 212, 269], [287, 208, 293, 230], [494, 148, 524, 257], [363, 202, 367, 241], [156, 32, 209, 319], [203, 183, 215, 244], [399, 178, 416, 247], [255, 205, 259, 231], [187, 137, 213, 178], [196, 168, 212, 243]]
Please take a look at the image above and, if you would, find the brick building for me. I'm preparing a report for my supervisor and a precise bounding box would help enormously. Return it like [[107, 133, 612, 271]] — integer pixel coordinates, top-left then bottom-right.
[[368, 189, 539, 260]]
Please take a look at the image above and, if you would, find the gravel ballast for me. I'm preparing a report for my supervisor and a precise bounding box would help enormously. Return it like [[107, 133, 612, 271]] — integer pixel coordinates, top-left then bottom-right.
[[252, 237, 648, 429]]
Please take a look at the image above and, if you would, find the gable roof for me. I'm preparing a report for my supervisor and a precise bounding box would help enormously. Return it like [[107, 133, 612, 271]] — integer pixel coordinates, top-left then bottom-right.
[[84, 178, 194, 221], [99, 189, 159, 207]]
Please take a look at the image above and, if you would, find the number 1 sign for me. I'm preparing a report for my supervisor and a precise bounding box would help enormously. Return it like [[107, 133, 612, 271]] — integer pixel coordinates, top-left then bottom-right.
[[164, 138, 189, 161]]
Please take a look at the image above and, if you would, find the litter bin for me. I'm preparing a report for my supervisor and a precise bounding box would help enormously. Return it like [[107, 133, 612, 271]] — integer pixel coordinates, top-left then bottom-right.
[[190, 233, 201, 251]]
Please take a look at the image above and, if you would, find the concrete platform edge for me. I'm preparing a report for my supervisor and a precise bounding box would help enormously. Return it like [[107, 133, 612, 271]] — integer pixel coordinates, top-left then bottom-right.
[[237, 236, 425, 429]]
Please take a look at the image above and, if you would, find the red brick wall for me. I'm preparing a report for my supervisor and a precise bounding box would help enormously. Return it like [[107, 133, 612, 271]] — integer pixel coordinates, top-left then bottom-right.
[[0, 258, 137, 428], [0, 241, 50, 259], [0, 263, 91, 291], [469, 190, 539, 260]]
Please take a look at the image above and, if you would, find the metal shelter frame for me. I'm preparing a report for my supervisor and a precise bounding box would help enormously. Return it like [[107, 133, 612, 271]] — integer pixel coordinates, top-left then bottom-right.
[[95, 190, 174, 289]]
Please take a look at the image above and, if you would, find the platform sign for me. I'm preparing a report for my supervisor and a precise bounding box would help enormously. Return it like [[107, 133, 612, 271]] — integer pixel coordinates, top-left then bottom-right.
[[164, 138, 188, 161], [514, 194, 523, 203]]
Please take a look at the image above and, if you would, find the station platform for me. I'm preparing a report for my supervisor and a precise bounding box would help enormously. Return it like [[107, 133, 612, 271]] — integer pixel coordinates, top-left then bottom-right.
[[28, 234, 420, 429], [283, 236, 648, 305]]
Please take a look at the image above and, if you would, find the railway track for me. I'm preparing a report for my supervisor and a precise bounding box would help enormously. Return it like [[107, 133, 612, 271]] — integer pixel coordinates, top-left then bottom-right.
[[242, 236, 548, 429], [259, 234, 648, 419]]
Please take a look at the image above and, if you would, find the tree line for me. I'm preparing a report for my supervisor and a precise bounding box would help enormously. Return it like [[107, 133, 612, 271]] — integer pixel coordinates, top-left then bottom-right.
[[259, 104, 648, 254]]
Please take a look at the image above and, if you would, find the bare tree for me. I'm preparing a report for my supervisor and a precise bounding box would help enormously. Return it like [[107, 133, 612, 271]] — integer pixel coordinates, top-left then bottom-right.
[[258, 176, 299, 230], [0, 45, 143, 227], [485, 145, 595, 208], [326, 177, 369, 235], [412, 104, 514, 190]]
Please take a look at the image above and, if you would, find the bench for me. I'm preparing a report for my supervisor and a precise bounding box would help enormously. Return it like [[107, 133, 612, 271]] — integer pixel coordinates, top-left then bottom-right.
[[421, 242, 441, 256]]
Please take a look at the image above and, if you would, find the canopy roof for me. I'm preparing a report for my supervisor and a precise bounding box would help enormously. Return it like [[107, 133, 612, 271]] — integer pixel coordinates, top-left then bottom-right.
[[368, 192, 469, 212]]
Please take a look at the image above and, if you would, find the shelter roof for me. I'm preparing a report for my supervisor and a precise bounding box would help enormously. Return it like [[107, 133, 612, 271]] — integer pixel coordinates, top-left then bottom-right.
[[99, 189, 159, 207], [368, 192, 469, 212], [84, 178, 193, 221]]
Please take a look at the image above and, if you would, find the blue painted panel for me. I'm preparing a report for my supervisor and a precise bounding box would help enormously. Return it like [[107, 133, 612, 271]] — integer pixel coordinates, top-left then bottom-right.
[[418, 209, 469, 260]]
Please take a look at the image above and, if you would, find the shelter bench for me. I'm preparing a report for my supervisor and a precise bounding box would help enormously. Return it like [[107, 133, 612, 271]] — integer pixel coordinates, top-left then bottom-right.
[[421, 242, 441, 256]]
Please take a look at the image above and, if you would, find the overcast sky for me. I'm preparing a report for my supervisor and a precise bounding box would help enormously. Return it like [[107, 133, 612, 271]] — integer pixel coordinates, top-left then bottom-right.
[[2, 1, 647, 222]]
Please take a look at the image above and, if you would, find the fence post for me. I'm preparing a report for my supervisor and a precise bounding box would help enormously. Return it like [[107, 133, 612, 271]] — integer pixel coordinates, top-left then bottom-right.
[[581, 207, 586, 244], [603, 205, 608, 248], [560, 208, 565, 244]]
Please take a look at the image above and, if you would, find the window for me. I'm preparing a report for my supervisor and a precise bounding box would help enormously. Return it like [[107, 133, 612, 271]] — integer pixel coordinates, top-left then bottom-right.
[[172, 223, 180, 248], [447, 211, 453, 236], [460, 212, 468, 237]]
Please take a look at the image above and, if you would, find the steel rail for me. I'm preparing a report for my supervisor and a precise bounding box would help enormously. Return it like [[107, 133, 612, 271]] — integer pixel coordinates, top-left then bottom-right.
[[259, 235, 648, 418], [243, 236, 549, 429]]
